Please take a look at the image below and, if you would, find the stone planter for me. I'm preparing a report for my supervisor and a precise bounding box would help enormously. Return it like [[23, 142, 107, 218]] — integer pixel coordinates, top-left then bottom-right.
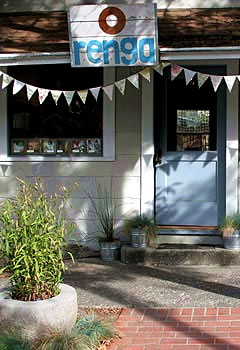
[[0, 283, 77, 341], [99, 240, 120, 261], [224, 230, 240, 249]]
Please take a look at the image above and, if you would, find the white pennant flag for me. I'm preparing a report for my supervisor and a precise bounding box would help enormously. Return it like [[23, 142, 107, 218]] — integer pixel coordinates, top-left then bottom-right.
[[197, 73, 209, 88], [171, 65, 182, 80], [224, 76, 236, 93], [63, 91, 75, 106], [38, 88, 49, 104], [2, 74, 13, 89], [154, 62, 170, 75], [127, 74, 139, 89], [210, 75, 223, 92], [115, 79, 126, 95], [103, 84, 114, 100], [12, 80, 25, 95], [51, 90, 62, 105], [26, 84, 37, 101], [139, 67, 151, 82], [90, 87, 101, 101], [184, 69, 196, 85], [77, 89, 88, 104]]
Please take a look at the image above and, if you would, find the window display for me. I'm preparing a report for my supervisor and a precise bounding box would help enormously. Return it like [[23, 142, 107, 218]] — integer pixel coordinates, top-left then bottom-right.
[[8, 64, 103, 157]]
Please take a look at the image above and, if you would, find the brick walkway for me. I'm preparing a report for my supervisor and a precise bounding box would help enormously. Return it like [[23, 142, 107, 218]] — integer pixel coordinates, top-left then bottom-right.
[[108, 308, 240, 350]]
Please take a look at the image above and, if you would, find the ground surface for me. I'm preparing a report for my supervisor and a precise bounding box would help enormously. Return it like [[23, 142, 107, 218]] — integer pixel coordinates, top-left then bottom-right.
[[2, 256, 240, 309], [63, 257, 240, 309]]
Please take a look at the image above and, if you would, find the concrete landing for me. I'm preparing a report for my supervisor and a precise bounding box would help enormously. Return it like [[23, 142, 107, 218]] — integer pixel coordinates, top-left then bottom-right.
[[121, 244, 240, 266]]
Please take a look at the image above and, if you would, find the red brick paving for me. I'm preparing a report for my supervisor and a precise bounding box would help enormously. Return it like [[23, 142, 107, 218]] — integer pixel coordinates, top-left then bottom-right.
[[108, 308, 240, 350]]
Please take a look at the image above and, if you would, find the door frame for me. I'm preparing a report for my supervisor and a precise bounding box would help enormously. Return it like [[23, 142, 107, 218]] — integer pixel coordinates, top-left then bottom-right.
[[141, 59, 239, 223]]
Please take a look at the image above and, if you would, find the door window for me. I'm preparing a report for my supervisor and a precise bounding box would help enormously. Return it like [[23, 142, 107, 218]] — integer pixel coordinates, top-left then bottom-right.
[[166, 71, 217, 152]]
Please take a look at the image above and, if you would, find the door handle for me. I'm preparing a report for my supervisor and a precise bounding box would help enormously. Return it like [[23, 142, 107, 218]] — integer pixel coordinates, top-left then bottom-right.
[[153, 147, 162, 166]]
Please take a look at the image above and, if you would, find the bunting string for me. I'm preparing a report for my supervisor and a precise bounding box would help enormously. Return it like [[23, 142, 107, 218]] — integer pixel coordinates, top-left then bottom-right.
[[1, 61, 240, 105]]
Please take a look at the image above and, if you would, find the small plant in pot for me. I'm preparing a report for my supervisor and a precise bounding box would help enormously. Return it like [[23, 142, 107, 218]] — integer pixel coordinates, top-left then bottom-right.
[[0, 177, 78, 341], [219, 214, 240, 249], [124, 214, 158, 248], [87, 183, 120, 261]]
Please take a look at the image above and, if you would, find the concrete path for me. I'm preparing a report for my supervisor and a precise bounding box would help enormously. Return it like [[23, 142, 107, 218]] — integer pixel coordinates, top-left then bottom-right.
[[108, 307, 240, 350]]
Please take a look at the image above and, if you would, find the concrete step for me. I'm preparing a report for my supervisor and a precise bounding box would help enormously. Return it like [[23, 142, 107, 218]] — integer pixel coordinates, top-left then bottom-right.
[[121, 244, 240, 266]]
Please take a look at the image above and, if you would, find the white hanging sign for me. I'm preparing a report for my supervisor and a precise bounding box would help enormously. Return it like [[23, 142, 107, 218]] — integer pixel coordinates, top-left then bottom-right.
[[68, 4, 158, 67]]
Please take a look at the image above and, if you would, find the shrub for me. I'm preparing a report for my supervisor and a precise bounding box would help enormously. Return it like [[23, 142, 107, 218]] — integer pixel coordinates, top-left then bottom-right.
[[0, 332, 31, 350], [36, 332, 91, 350], [87, 183, 119, 243], [123, 214, 157, 244], [219, 215, 239, 238], [74, 313, 116, 347], [0, 177, 75, 301]]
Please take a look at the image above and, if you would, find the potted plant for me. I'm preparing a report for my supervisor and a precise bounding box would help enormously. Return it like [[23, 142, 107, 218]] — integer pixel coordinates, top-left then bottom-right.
[[87, 183, 120, 261], [219, 214, 240, 249], [0, 177, 78, 341], [124, 214, 158, 248]]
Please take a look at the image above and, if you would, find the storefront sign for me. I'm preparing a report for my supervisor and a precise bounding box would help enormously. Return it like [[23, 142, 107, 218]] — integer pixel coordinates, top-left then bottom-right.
[[68, 4, 158, 67]]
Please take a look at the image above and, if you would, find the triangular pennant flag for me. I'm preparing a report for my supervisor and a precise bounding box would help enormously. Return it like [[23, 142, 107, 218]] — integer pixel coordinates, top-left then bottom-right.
[[12, 79, 25, 95], [154, 62, 170, 75], [2, 74, 13, 89], [51, 90, 62, 105], [26, 84, 37, 101], [63, 91, 75, 106], [210, 75, 223, 92], [224, 76, 236, 93], [139, 67, 151, 82], [77, 89, 88, 104], [127, 74, 139, 89], [103, 84, 114, 101], [38, 88, 49, 104], [197, 72, 209, 88], [90, 87, 101, 101], [115, 79, 126, 95], [171, 65, 183, 80], [184, 69, 196, 85]]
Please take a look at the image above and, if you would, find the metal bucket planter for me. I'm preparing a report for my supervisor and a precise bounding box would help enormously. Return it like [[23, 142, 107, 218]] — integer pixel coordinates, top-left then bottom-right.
[[224, 230, 240, 249], [99, 240, 120, 261], [131, 229, 147, 248]]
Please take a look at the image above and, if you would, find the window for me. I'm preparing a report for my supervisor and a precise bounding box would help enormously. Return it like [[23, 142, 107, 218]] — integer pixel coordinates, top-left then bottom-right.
[[166, 71, 217, 152], [7, 64, 109, 158]]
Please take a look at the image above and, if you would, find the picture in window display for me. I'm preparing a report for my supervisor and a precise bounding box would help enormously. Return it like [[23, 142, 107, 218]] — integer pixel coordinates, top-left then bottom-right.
[[72, 139, 86, 153], [12, 140, 25, 154], [87, 139, 101, 153], [27, 139, 40, 153], [43, 139, 56, 153], [56, 140, 69, 153]]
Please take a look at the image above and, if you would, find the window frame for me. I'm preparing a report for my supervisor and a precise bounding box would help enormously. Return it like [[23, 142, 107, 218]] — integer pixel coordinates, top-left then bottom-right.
[[0, 58, 115, 162]]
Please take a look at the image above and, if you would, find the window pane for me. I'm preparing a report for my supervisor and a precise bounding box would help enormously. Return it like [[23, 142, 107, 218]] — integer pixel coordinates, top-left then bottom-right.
[[166, 72, 217, 152]]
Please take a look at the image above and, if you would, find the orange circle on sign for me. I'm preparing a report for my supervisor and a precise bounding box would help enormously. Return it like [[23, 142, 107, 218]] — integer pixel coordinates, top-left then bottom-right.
[[99, 7, 126, 35]]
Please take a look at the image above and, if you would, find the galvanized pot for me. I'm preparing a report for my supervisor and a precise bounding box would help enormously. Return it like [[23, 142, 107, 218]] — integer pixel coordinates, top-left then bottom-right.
[[99, 240, 120, 261], [224, 230, 240, 249], [131, 229, 147, 248]]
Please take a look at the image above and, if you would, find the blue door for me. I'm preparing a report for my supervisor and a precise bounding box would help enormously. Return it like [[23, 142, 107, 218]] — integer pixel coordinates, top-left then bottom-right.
[[154, 66, 226, 227]]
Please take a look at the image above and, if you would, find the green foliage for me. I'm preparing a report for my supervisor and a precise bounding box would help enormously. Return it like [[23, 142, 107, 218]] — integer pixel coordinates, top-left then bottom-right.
[[74, 314, 116, 347], [36, 332, 91, 350], [87, 183, 119, 242], [0, 332, 31, 350], [0, 177, 75, 301], [124, 214, 157, 244], [219, 214, 240, 238]]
